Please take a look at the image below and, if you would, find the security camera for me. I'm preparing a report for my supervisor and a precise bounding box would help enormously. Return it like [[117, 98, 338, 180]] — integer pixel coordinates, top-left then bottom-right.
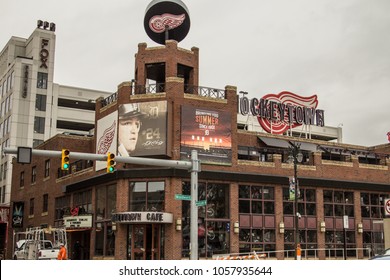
[[296, 212, 302, 219]]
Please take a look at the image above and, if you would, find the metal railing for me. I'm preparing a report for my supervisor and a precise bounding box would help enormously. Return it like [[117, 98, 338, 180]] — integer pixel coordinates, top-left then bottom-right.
[[99, 83, 227, 109], [100, 92, 118, 107], [250, 247, 373, 260], [185, 85, 225, 99], [134, 84, 165, 95]]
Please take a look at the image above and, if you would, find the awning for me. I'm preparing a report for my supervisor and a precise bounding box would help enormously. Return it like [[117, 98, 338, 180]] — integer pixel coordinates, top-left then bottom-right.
[[258, 137, 290, 148], [259, 137, 318, 151], [290, 141, 319, 152]]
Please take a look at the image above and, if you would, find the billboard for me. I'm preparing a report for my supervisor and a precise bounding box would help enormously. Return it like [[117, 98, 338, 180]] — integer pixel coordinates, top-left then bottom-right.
[[180, 106, 232, 165], [95, 111, 118, 171], [118, 101, 168, 157]]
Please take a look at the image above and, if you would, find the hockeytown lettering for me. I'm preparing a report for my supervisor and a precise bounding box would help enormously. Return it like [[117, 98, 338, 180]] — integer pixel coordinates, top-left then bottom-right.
[[238, 92, 325, 134]]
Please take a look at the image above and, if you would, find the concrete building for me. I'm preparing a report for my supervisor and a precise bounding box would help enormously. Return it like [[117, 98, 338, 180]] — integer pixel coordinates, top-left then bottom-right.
[[0, 21, 111, 255]]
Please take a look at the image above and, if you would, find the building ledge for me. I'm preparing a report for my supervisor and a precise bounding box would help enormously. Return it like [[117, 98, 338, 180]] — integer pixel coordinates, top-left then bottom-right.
[[321, 160, 353, 167], [238, 160, 275, 168], [358, 163, 388, 171]]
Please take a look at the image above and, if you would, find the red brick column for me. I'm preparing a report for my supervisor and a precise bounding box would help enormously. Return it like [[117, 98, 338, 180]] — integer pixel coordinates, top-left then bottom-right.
[[115, 179, 129, 260], [230, 183, 239, 254], [275, 185, 285, 259], [316, 188, 326, 260]]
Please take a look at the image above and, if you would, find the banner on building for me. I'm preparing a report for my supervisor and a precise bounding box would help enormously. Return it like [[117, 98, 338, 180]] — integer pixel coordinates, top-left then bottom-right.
[[0, 206, 10, 223], [12, 202, 24, 228], [180, 106, 232, 165], [118, 101, 168, 157], [95, 111, 118, 171], [289, 177, 300, 201]]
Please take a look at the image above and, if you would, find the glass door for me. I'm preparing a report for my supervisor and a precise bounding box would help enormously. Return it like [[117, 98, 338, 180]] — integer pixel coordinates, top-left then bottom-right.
[[131, 224, 161, 260]]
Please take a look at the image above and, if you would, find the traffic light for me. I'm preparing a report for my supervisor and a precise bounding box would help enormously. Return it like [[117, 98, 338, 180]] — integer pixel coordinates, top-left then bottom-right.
[[61, 149, 70, 170], [106, 152, 115, 173]]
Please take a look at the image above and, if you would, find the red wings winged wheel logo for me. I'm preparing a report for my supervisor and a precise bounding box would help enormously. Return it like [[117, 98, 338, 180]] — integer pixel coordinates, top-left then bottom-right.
[[257, 91, 318, 134], [149, 13, 186, 33]]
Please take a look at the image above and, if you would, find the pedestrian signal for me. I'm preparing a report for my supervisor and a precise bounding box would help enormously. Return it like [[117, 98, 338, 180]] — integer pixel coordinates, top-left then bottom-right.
[[61, 149, 70, 170], [107, 152, 115, 173]]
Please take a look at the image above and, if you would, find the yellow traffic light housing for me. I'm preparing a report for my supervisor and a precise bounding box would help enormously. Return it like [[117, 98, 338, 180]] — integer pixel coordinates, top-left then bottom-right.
[[107, 152, 115, 173], [61, 149, 70, 170]]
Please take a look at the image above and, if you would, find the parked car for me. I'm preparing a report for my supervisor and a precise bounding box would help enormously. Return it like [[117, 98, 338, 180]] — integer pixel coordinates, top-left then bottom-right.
[[370, 255, 390, 260], [383, 248, 390, 255]]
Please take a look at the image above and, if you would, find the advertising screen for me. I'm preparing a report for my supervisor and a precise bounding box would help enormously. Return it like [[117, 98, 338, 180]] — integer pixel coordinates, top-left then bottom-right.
[[180, 106, 232, 165]]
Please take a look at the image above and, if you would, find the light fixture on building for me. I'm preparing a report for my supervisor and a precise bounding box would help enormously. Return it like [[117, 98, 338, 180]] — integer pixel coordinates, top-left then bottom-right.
[[320, 221, 326, 232], [279, 221, 285, 234], [176, 218, 182, 231], [233, 222, 239, 234], [357, 222, 363, 234], [112, 222, 117, 231]]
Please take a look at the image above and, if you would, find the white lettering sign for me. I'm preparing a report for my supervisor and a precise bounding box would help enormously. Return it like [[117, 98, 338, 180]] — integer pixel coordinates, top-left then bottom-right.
[[64, 215, 92, 228], [112, 212, 173, 224]]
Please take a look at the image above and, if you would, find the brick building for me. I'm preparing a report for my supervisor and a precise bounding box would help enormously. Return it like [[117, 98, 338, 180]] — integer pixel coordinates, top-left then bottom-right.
[[7, 40, 390, 260]]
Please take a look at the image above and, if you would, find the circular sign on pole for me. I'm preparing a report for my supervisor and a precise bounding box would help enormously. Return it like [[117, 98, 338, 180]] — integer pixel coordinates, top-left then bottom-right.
[[385, 198, 390, 217], [144, 0, 191, 45]]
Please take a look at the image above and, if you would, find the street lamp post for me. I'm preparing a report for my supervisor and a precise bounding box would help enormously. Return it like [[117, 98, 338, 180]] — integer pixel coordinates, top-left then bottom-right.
[[288, 143, 303, 260]]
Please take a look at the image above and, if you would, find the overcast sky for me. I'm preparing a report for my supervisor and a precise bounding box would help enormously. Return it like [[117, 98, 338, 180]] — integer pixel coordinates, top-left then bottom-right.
[[1, 0, 389, 147]]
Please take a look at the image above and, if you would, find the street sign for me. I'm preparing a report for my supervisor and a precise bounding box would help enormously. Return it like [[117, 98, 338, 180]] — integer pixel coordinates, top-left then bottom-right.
[[196, 200, 207, 207], [175, 194, 191, 201], [343, 215, 349, 229], [385, 198, 390, 217]]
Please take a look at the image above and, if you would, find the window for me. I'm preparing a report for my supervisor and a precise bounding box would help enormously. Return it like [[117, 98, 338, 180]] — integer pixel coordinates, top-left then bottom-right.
[[33, 139, 44, 148], [0, 186, 5, 204], [54, 196, 71, 222], [20, 171, 25, 188], [129, 181, 165, 211], [95, 224, 115, 257], [282, 187, 316, 216], [43, 194, 49, 212], [95, 184, 117, 257], [323, 190, 354, 217], [96, 184, 117, 220], [3, 162, 7, 180], [237, 184, 276, 256], [181, 182, 230, 258], [29, 198, 35, 216], [73, 190, 92, 214], [44, 159, 50, 178], [36, 94, 47, 111], [361, 192, 389, 219], [31, 166, 37, 184], [239, 185, 275, 215], [34, 117, 45, 134], [37, 72, 48, 89]]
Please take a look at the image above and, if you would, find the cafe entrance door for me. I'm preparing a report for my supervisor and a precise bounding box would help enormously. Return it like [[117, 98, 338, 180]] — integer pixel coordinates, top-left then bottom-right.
[[131, 224, 161, 260]]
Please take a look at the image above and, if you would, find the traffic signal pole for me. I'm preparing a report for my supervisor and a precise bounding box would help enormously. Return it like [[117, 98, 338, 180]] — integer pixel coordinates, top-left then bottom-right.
[[3, 147, 200, 260]]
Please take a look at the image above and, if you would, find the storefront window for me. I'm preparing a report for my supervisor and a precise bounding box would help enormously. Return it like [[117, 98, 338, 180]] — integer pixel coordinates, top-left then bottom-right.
[[96, 184, 116, 220], [129, 181, 165, 211], [73, 189, 92, 214], [95, 185, 116, 257], [238, 185, 276, 256], [323, 190, 354, 217], [239, 185, 275, 215], [181, 181, 230, 258], [95, 224, 115, 256]]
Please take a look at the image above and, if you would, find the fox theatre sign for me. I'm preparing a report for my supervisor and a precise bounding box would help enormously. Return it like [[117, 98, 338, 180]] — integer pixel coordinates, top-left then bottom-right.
[[239, 91, 325, 134]]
